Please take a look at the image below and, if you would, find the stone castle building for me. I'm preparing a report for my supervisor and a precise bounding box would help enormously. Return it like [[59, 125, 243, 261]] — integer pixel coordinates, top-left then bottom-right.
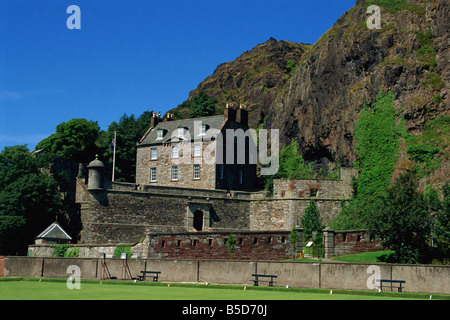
[[74, 105, 359, 246]]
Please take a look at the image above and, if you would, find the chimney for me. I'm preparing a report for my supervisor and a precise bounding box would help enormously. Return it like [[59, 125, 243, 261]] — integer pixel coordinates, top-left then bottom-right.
[[163, 113, 174, 122], [150, 112, 160, 129], [236, 104, 248, 127], [224, 103, 236, 122]]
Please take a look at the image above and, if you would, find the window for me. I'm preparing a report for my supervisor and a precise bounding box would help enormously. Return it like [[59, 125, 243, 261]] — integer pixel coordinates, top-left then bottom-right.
[[193, 164, 200, 180], [172, 146, 179, 158], [176, 240, 181, 247], [177, 127, 184, 137], [193, 143, 201, 157], [238, 169, 243, 184], [171, 166, 178, 181], [310, 189, 318, 197], [150, 167, 157, 182], [157, 129, 164, 140], [218, 165, 224, 180], [200, 124, 206, 136], [151, 147, 157, 160]]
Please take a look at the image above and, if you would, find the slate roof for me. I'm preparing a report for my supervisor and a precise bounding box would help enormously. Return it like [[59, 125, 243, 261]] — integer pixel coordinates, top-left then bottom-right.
[[138, 115, 227, 146], [36, 222, 72, 240]]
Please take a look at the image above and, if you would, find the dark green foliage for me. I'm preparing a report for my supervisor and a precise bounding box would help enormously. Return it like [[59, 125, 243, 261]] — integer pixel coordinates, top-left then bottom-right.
[[225, 233, 237, 259], [52, 244, 69, 257], [263, 138, 312, 191], [301, 200, 322, 240], [113, 245, 132, 259], [332, 91, 401, 230], [99, 111, 154, 182], [0, 146, 63, 255], [188, 90, 218, 118], [406, 144, 440, 163], [36, 118, 100, 163], [366, 0, 424, 14], [285, 60, 297, 74], [368, 171, 430, 264]]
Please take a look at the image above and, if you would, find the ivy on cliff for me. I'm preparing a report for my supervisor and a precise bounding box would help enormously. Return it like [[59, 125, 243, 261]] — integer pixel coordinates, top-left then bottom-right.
[[331, 91, 402, 229]]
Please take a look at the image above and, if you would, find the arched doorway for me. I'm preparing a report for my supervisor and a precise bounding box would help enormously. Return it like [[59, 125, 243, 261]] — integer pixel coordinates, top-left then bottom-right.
[[193, 210, 203, 231]]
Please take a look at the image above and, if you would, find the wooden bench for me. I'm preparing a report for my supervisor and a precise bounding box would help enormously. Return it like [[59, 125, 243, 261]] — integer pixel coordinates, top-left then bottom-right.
[[139, 271, 161, 282], [376, 279, 406, 292], [251, 274, 277, 287]]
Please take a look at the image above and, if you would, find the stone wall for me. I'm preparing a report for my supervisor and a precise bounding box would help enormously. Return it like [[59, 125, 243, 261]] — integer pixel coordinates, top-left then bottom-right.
[[76, 168, 358, 244], [4, 256, 450, 294], [146, 231, 293, 260], [28, 231, 296, 261], [272, 167, 358, 200], [79, 187, 253, 244], [323, 228, 383, 259]]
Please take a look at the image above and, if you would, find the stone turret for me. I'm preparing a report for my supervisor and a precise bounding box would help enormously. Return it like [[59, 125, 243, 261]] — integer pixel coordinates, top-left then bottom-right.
[[87, 155, 105, 191]]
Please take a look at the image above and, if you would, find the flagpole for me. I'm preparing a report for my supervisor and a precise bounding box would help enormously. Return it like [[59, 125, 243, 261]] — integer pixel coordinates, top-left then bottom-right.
[[112, 131, 116, 182]]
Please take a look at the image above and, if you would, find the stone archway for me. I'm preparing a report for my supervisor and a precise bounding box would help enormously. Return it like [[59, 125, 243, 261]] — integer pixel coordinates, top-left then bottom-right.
[[187, 202, 211, 232]]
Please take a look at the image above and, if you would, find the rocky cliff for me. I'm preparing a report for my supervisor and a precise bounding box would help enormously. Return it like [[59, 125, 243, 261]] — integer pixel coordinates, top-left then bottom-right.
[[266, 0, 448, 174], [172, 0, 449, 188], [170, 38, 310, 128]]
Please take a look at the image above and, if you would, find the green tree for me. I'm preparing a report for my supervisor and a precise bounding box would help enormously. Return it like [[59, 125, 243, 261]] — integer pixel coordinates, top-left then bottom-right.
[[301, 199, 322, 240], [0, 146, 63, 255], [432, 183, 450, 262], [368, 171, 430, 264], [99, 111, 154, 182], [225, 233, 237, 259], [188, 90, 218, 118], [36, 118, 100, 163]]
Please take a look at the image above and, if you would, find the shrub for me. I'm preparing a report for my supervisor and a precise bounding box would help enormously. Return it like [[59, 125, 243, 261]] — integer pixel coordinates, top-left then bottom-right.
[[113, 245, 132, 259], [52, 244, 69, 257]]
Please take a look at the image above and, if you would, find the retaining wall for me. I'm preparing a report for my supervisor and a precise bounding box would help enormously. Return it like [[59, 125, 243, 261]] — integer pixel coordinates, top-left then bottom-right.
[[3, 256, 449, 294]]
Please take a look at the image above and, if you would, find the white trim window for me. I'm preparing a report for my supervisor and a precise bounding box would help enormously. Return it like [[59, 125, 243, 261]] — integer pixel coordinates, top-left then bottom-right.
[[193, 143, 201, 157], [200, 124, 206, 136], [157, 129, 164, 140], [171, 166, 179, 181], [172, 145, 179, 158], [193, 164, 200, 180], [177, 127, 184, 137], [150, 167, 157, 182], [151, 147, 158, 160]]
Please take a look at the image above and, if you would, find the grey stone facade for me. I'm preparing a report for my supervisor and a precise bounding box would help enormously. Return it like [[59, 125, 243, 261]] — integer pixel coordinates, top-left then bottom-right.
[[136, 106, 257, 191]]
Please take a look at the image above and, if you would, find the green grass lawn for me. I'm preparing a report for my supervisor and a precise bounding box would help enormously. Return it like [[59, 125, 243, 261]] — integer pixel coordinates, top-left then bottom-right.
[[1, 278, 443, 300], [330, 250, 395, 263]]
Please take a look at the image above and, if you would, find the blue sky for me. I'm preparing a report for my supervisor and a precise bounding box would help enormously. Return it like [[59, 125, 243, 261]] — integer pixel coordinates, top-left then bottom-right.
[[0, 0, 356, 151]]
